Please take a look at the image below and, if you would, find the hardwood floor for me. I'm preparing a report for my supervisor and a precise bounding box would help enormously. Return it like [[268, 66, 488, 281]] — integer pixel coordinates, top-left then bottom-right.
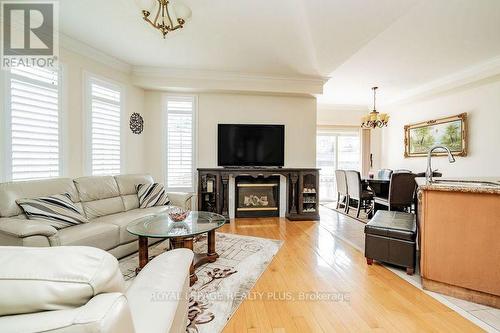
[[218, 208, 483, 333]]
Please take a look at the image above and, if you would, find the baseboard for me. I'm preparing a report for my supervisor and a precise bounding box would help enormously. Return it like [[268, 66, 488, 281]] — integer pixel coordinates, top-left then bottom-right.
[[422, 277, 500, 309], [286, 213, 320, 221]]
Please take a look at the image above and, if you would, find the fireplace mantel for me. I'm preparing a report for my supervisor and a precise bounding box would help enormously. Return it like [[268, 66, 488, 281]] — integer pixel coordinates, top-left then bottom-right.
[[197, 167, 320, 221]]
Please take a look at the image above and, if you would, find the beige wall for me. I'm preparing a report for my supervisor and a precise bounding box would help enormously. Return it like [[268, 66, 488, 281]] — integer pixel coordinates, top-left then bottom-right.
[[197, 93, 317, 168], [61, 49, 145, 178], [142, 91, 164, 182], [143, 91, 317, 183], [381, 79, 500, 177]]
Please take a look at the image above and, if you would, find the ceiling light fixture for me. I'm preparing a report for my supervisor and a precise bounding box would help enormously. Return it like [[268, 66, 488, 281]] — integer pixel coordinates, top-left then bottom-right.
[[361, 87, 389, 129], [137, 0, 192, 38]]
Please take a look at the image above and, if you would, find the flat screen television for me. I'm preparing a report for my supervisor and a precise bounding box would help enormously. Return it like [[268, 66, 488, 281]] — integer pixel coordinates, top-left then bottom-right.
[[218, 124, 285, 167]]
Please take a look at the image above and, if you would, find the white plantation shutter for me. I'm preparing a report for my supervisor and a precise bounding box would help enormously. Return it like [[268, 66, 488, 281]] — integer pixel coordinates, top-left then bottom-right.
[[7, 66, 61, 181], [166, 96, 196, 191], [89, 79, 122, 175]]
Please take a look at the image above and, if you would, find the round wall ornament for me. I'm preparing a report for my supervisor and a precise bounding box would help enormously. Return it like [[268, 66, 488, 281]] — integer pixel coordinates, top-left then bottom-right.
[[129, 112, 144, 134]]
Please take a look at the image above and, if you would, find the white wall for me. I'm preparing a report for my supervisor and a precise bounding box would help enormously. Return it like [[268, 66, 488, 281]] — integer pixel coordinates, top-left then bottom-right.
[[143, 91, 317, 183], [381, 79, 500, 177]]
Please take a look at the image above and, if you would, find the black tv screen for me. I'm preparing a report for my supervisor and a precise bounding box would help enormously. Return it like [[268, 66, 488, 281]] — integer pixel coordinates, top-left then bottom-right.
[[218, 124, 285, 167]]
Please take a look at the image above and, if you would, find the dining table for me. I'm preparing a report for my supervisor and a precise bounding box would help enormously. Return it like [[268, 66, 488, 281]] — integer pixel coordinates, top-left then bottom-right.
[[362, 177, 390, 198]]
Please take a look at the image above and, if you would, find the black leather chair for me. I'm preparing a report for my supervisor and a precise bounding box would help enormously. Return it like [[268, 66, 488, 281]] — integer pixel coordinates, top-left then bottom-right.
[[374, 172, 416, 212]]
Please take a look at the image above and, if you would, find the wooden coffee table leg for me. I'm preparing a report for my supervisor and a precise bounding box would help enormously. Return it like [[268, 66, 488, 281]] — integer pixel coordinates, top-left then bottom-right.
[[169, 231, 221, 286], [136, 236, 149, 274], [207, 229, 219, 262]]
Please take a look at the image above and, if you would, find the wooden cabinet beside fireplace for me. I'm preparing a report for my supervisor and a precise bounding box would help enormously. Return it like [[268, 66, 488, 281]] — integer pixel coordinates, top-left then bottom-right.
[[197, 168, 320, 221], [198, 172, 219, 213]]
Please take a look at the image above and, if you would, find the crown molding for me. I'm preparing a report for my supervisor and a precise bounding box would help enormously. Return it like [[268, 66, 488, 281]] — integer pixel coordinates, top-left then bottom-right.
[[132, 66, 328, 83], [388, 56, 500, 105], [57, 35, 327, 95], [59, 34, 132, 73], [132, 66, 328, 95]]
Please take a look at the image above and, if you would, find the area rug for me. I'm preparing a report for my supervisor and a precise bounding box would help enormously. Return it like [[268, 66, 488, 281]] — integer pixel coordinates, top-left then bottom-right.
[[119, 232, 283, 333], [321, 202, 370, 223]]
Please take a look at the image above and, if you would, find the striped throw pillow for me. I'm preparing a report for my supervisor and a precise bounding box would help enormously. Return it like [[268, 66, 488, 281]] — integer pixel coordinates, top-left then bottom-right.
[[136, 183, 170, 208], [17, 193, 89, 230]]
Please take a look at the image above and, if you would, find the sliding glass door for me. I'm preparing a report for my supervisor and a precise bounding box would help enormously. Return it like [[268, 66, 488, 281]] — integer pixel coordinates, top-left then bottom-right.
[[317, 128, 361, 202]]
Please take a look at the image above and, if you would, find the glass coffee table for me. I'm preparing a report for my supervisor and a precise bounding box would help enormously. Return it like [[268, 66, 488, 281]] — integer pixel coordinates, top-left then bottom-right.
[[127, 211, 226, 285]]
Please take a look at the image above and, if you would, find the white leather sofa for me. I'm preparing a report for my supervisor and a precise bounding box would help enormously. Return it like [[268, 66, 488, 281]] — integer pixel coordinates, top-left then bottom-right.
[[0, 174, 193, 258], [0, 246, 193, 333]]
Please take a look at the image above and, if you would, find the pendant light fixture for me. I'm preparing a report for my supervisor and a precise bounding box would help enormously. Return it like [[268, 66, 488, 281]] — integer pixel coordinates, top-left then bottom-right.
[[361, 87, 389, 129]]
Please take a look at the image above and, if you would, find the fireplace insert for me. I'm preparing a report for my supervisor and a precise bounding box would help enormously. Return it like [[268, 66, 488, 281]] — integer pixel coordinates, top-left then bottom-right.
[[235, 176, 280, 218]]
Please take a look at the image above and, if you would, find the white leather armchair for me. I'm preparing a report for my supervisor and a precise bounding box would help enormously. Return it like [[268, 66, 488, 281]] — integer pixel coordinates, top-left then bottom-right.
[[0, 246, 193, 333]]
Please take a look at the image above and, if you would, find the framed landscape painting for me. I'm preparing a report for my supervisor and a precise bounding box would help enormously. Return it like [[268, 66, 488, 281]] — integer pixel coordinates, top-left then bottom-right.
[[404, 113, 468, 157]]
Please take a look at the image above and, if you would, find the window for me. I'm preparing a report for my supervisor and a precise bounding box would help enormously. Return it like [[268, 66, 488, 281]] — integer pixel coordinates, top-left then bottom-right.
[[316, 128, 360, 202], [166, 95, 196, 192], [5, 66, 62, 181], [86, 77, 122, 176]]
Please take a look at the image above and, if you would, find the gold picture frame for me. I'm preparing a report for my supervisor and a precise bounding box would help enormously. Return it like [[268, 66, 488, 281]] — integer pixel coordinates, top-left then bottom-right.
[[404, 113, 468, 158]]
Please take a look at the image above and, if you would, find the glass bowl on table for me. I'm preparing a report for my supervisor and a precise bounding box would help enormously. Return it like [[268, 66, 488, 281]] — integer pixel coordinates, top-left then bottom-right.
[[167, 207, 191, 222]]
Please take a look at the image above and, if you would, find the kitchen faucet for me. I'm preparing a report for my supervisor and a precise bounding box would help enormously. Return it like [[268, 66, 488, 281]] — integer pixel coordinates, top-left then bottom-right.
[[426, 145, 455, 183]]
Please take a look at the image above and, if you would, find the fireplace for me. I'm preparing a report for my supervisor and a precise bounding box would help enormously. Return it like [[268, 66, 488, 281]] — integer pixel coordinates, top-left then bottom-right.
[[235, 176, 280, 218]]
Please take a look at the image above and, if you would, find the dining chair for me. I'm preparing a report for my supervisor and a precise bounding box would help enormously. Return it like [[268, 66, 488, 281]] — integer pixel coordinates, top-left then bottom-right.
[[334, 170, 348, 211], [374, 172, 416, 212], [345, 170, 373, 218], [377, 169, 393, 180]]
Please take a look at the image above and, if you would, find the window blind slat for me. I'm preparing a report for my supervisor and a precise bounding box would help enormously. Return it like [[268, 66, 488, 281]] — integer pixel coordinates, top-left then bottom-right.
[[12, 111, 58, 123], [13, 138, 59, 146], [11, 67, 58, 85], [90, 79, 121, 176], [9, 67, 60, 181], [11, 96, 58, 111]]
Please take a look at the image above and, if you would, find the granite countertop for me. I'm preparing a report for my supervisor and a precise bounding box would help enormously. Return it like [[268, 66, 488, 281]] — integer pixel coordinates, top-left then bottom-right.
[[416, 177, 500, 195]]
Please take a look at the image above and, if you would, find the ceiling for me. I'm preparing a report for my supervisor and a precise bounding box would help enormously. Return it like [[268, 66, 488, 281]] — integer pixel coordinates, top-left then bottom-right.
[[317, 0, 500, 106], [59, 0, 500, 106]]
